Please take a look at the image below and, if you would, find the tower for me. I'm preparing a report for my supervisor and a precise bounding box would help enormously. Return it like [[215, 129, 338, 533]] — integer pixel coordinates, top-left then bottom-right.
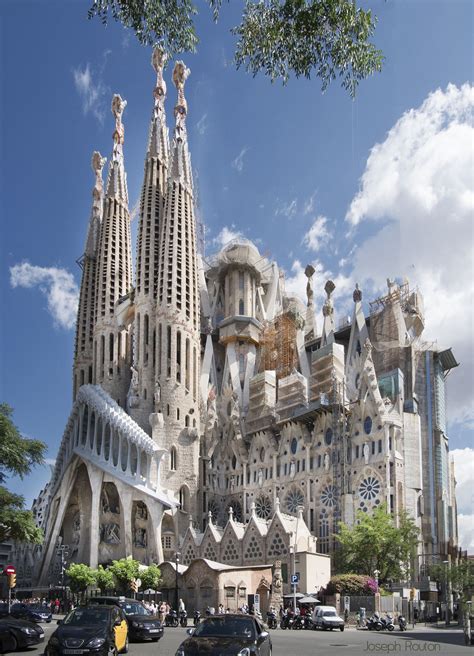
[[92, 95, 133, 405], [153, 62, 200, 520], [73, 151, 106, 399], [131, 48, 170, 430]]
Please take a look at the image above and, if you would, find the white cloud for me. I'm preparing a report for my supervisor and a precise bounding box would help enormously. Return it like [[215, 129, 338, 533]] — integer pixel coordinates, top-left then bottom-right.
[[232, 147, 249, 173], [451, 447, 474, 552], [72, 57, 110, 125], [10, 262, 79, 329], [303, 215, 331, 252], [303, 192, 317, 215], [196, 113, 208, 136], [275, 198, 297, 219], [345, 83, 474, 426], [212, 226, 244, 249]]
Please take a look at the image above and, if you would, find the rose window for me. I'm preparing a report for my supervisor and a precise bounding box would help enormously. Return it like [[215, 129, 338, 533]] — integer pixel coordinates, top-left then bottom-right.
[[321, 484, 338, 508], [255, 495, 272, 519], [285, 488, 304, 514], [208, 499, 220, 523], [359, 476, 381, 501]]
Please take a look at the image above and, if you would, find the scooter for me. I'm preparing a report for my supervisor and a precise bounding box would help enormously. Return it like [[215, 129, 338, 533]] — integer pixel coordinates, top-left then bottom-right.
[[193, 610, 201, 626], [266, 611, 278, 629], [280, 614, 295, 630], [293, 615, 305, 630], [165, 609, 179, 627], [366, 615, 383, 631], [398, 615, 407, 631], [381, 614, 395, 632], [179, 609, 188, 627]]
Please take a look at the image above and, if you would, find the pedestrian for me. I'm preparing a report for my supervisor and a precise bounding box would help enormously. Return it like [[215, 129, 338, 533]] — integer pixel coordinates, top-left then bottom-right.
[[218, 603, 224, 614]]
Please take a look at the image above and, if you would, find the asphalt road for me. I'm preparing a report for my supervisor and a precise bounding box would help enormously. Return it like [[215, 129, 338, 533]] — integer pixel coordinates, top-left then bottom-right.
[[14, 621, 468, 656]]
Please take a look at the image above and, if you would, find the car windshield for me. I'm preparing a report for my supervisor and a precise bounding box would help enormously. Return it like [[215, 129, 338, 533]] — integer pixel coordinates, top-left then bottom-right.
[[193, 617, 255, 639], [121, 603, 150, 616], [64, 609, 110, 626], [323, 611, 337, 617]]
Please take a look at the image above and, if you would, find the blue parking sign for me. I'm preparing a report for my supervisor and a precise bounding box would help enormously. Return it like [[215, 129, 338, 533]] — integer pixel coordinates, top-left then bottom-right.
[[291, 574, 299, 584]]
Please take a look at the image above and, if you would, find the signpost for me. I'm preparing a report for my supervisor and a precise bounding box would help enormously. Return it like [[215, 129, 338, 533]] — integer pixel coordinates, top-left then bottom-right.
[[5, 565, 16, 614]]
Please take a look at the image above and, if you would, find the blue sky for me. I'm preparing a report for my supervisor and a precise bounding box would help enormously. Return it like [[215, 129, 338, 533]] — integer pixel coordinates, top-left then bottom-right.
[[1, 1, 473, 548]]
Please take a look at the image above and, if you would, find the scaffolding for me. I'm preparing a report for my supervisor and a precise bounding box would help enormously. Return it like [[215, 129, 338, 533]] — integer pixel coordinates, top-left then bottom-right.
[[259, 311, 300, 380]]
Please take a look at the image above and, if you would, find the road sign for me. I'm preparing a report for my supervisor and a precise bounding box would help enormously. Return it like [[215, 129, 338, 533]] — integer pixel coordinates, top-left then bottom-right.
[[5, 565, 16, 575], [291, 574, 299, 584], [344, 596, 350, 611]]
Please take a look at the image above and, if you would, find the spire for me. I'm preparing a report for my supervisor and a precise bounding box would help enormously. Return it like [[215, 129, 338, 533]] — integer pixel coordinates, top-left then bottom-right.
[[106, 94, 128, 202], [169, 61, 193, 187], [321, 280, 336, 346], [147, 47, 169, 159], [304, 264, 317, 341], [85, 151, 106, 257]]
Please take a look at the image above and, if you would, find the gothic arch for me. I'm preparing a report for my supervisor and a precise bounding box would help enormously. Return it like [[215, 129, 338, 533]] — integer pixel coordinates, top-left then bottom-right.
[[98, 482, 125, 564], [59, 462, 92, 565]]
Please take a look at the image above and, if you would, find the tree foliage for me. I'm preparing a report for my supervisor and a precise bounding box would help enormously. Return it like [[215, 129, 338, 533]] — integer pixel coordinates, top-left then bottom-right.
[[95, 565, 116, 593], [140, 564, 162, 591], [0, 404, 46, 544], [108, 558, 140, 593], [88, 0, 383, 96], [335, 504, 419, 582], [429, 561, 474, 601], [66, 563, 97, 593]]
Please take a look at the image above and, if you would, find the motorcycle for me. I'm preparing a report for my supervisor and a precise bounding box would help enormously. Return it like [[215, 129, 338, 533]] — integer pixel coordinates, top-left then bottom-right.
[[193, 610, 201, 626], [380, 615, 395, 632], [165, 610, 179, 627], [366, 615, 383, 631], [179, 609, 188, 627], [398, 615, 407, 631], [302, 616, 314, 630], [293, 615, 305, 630], [266, 611, 278, 630], [280, 614, 295, 630]]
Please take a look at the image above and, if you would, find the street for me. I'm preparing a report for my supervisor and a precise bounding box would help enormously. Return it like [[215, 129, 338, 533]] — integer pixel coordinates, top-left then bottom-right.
[[21, 622, 468, 656]]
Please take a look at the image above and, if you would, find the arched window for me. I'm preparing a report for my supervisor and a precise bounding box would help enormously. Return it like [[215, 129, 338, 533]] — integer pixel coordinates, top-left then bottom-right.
[[170, 446, 177, 471], [179, 485, 189, 512], [239, 299, 244, 315]]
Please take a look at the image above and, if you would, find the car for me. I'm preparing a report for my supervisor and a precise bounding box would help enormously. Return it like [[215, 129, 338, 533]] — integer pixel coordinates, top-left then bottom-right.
[[0, 616, 45, 652], [9, 603, 53, 623], [45, 604, 128, 656], [88, 596, 163, 642], [175, 613, 272, 656], [312, 605, 345, 631]]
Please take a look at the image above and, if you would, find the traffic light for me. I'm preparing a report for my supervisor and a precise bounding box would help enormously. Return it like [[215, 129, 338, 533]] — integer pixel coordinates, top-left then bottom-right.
[[7, 573, 17, 589]]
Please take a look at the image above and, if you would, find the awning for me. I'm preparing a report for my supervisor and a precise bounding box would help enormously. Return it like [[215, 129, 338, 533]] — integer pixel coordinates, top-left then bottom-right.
[[282, 592, 305, 599], [298, 595, 321, 604]]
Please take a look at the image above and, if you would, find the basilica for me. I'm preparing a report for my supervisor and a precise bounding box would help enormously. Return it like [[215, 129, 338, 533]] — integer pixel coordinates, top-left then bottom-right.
[[14, 49, 459, 595]]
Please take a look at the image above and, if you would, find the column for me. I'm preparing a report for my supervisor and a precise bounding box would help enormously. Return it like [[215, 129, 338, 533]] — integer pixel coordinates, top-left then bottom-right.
[[88, 467, 102, 569]]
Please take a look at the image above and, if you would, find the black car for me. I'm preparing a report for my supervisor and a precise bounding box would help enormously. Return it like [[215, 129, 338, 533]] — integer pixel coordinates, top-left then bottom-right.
[[0, 616, 45, 652], [89, 596, 163, 642], [10, 603, 52, 623], [45, 605, 129, 656], [175, 614, 272, 656]]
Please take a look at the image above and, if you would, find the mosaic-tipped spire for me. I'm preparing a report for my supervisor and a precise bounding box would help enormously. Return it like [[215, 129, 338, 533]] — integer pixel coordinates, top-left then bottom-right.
[[321, 279, 336, 346], [169, 61, 192, 185], [147, 47, 169, 159], [106, 94, 128, 202], [304, 263, 317, 341]]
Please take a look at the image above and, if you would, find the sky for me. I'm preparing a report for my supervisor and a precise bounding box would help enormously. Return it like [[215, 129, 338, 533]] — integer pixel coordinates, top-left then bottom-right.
[[0, 1, 473, 549]]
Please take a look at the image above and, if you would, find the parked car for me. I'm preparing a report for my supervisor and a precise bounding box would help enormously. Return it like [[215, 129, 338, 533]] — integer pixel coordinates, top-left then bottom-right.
[[176, 613, 272, 655], [88, 596, 163, 641], [0, 616, 45, 652], [312, 605, 345, 631], [10, 603, 52, 623], [45, 604, 128, 656]]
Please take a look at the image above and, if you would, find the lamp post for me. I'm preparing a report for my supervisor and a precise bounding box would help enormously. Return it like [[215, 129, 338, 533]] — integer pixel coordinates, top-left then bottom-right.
[[289, 545, 297, 614], [56, 544, 69, 609], [443, 560, 450, 626], [174, 551, 181, 612]]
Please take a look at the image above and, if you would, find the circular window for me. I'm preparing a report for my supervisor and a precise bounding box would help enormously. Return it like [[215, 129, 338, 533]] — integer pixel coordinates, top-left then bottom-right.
[[359, 476, 381, 501], [325, 428, 333, 445], [285, 488, 304, 514], [364, 416, 373, 435], [290, 438, 298, 455], [321, 484, 338, 508], [255, 495, 272, 519]]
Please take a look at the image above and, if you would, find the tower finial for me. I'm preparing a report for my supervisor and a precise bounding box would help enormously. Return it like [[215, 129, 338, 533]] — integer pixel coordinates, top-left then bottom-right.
[[173, 61, 190, 136], [91, 151, 106, 219], [152, 47, 167, 114], [353, 283, 362, 303], [111, 94, 127, 159]]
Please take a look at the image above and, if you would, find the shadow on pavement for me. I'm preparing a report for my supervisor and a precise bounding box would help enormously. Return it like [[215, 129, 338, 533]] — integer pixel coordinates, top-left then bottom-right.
[[395, 630, 465, 647]]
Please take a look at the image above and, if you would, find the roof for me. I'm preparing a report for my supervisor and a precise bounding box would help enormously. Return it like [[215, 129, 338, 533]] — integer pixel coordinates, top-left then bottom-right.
[[188, 558, 272, 573], [436, 348, 459, 371]]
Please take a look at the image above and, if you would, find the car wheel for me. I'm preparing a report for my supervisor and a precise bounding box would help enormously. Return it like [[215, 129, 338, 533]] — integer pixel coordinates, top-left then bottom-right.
[[151, 637, 160, 642], [9, 634, 18, 651], [107, 645, 118, 656], [340, 626, 345, 632], [121, 636, 129, 653]]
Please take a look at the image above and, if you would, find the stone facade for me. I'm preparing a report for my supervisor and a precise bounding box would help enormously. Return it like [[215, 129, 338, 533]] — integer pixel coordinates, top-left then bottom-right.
[[13, 49, 460, 593]]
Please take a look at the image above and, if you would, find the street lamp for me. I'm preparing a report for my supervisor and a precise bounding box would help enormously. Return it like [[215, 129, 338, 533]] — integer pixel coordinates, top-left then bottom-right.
[[443, 560, 450, 626], [373, 569, 380, 589], [289, 545, 297, 614], [174, 552, 181, 612]]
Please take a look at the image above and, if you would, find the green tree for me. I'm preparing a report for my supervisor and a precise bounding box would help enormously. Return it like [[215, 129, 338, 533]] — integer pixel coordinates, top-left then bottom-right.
[[109, 558, 140, 594], [429, 560, 474, 602], [335, 504, 419, 583], [66, 563, 97, 594], [0, 404, 46, 543], [95, 565, 116, 593], [88, 0, 383, 96], [140, 564, 162, 592]]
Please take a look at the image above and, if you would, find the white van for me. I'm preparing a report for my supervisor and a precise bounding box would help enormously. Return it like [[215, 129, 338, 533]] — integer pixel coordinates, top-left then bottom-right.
[[312, 605, 345, 631]]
